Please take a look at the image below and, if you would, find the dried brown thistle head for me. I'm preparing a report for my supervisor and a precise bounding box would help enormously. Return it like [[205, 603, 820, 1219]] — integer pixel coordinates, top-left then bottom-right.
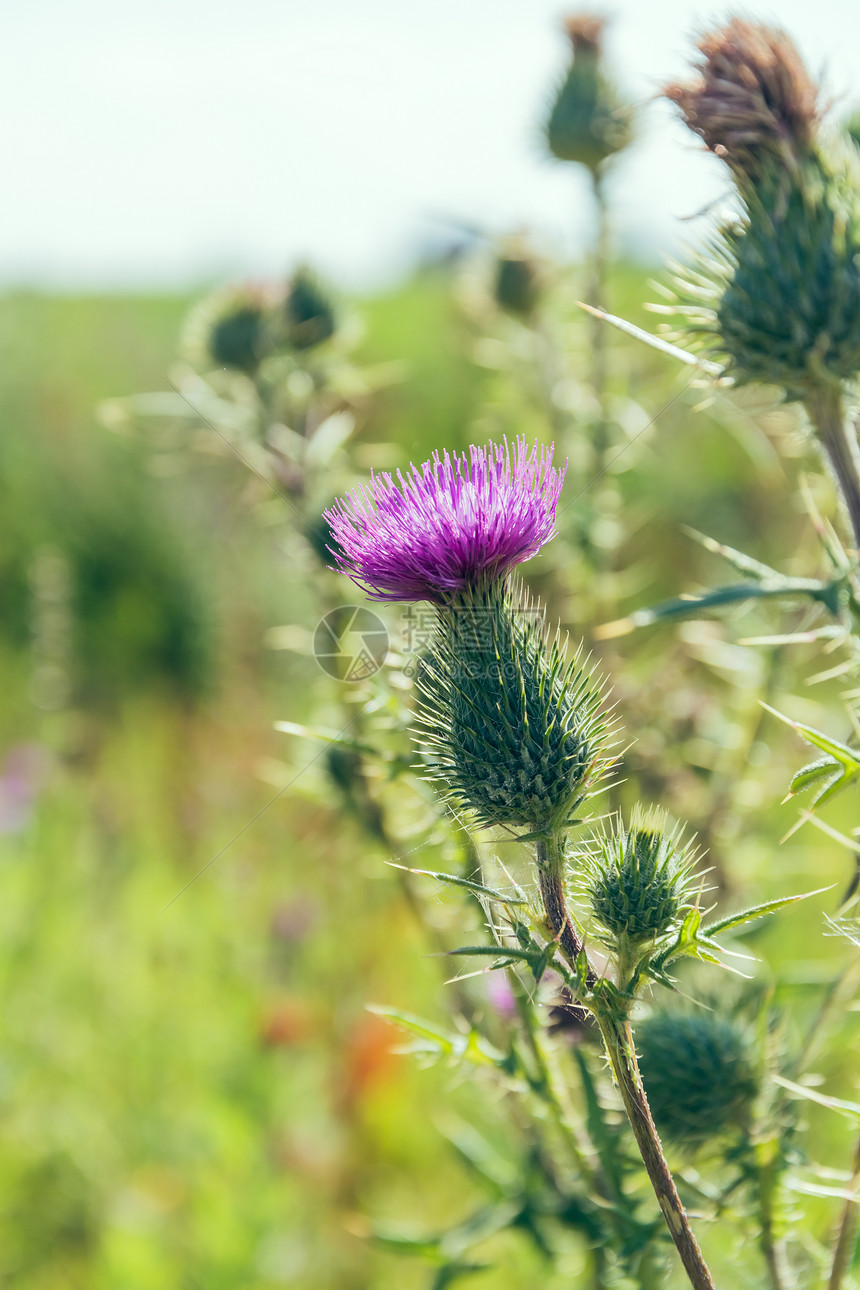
[[563, 14, 606, 59], [665, 18, 821, 178]]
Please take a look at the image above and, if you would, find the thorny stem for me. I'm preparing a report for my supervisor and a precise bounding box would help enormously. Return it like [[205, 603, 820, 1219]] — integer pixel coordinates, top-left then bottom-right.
[[536, 833, 597, 989], [805, 385, 860, 554], [828, 1130, 860, 1290], [596, 1010, 717, 1290], [536, 829, 718, 1290]]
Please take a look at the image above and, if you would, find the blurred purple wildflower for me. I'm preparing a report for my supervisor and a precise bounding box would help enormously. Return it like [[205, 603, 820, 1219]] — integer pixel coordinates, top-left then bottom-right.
[[324, 437, 566, 603]]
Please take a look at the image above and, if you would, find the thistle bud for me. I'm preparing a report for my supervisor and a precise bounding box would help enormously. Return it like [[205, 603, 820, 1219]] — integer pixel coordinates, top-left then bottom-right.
[[636, 1010, 759, 1149], [665, 20, 821, 182], [665, 21, 860, 398], [415, 580, 609, 831], [183, 284, 272, 374], [582, 812, 698, 947], [546, 15, 633, 172], [679, 148, 860, 395], [285, 266, 337, 351], [494, 246, 542, 318]]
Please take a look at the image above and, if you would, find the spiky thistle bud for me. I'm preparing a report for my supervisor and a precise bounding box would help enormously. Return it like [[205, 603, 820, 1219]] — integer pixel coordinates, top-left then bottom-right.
[[582, 812, 700, 947], [415, 579, 610, 831], [546, 15, 633, 172], [636, 1010, 759, 1149], [285, 266, 337, 351], [182, 283, 273, 374], [665, 20, 821, 182]]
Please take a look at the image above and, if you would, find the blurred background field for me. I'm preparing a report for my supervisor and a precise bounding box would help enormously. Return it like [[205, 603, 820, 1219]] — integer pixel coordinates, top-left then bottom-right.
[[2, 265, 858, 1288], [5, 2, 860, 1287]]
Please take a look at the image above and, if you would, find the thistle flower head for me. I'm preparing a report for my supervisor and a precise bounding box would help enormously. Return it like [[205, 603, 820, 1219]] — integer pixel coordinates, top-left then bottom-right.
[[636, 1009, 759, 1149], [582, 810, 701, 947], [324, 438, 566, 604], [415, 580, 612, 831], [665, 20, 821, 181], [546, 12, 633, 171]]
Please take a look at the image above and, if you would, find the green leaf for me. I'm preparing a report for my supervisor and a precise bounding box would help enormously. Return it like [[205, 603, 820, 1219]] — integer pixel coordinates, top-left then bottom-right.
[[446, 945, 536, 963], [388, 863, 529, 905], [368, 1007, 505, 1068], [367, 1006, 457, 1055], [702, 887, 833, 938], [683, 528, 786, 583], [597, 579, 833, 640], [774, 1074, 860, 1121], [763, 704, 860, 807], [790, 756, 842, 796]]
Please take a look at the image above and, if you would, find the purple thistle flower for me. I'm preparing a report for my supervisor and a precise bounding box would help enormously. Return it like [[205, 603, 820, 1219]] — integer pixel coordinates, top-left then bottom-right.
[[324, 437, 566, 603]]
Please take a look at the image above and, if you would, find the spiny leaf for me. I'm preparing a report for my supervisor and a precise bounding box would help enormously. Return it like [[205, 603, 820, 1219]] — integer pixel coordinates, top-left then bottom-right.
[[763, 704, 860, 807], [577, 302, 723, 374], [387, 863, 528, 905], [597, 578, 834, 640], [774, 1074, 860, 1121], [703, 887, 833, 938], [683, 528, 786, 582], [790, 756, 842, 796]]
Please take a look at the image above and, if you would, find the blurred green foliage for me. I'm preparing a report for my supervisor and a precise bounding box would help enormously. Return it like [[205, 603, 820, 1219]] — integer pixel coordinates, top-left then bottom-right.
[[1, 267, 859, 1287]]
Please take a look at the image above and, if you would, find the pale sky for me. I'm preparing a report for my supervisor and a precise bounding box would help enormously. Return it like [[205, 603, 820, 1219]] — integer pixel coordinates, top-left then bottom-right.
[[3, 0, 859, 289]]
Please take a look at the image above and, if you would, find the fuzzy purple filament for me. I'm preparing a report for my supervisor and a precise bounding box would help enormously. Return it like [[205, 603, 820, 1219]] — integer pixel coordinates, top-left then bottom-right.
[[324, 437, 566, 603]]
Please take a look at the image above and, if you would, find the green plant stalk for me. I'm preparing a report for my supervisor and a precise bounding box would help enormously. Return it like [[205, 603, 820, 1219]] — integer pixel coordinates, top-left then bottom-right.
[[755, 1138, 787, 1290], [536, 830, 717, 1290], [805, 385, 860, 553], [589, 164, 610, 465], [828, 1130, 860, 1290]]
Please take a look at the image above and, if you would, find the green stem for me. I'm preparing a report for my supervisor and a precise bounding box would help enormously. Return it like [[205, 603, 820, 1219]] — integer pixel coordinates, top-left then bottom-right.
[[805, 386, 860, 553], [589, 165, 610, 466], [828, 1130, 860, 1290], [755, 1140, 788, 1290], [595, 1009, 717, 1290], [535, 828, 717, 1290], [535, 832, 597, 988]]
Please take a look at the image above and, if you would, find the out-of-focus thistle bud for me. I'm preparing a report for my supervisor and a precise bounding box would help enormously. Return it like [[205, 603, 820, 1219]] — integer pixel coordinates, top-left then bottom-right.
[[183, 283, 272, 374], [636, 1010, 759, 1149], [415, 579, 611, 831], [285, 266, 337, 351], [665, 20, 821, 181], [582, 811, 699, 947], [546, 15, 633, 173], [494, 242, 542, 317]]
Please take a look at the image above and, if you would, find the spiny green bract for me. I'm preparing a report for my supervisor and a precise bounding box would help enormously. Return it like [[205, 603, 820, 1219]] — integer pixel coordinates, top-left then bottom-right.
[[671, 145, 860, 396], [414, 581, 610, 831], [583, 814, 698, 945], [636, 1010, 759, 1148]]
